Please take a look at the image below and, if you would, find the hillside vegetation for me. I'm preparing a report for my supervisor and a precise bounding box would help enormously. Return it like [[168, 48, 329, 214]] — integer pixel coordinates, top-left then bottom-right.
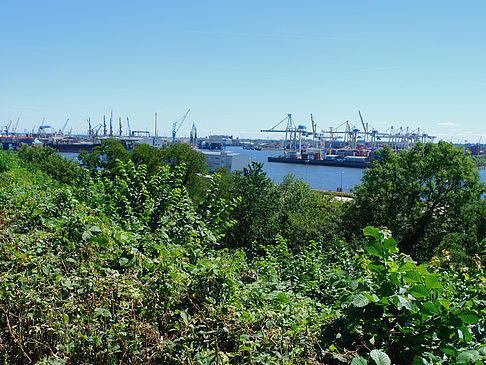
[[0, 142, 485, 364]]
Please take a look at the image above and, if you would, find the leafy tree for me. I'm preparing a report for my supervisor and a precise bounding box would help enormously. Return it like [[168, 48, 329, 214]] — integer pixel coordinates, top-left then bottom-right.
[[438, 198, 486, 262], [78, 138, 131, 175], [17, 145, 88, 186], [97, 159, 237, 239], [278, 174, 344, 249], [224, 162, 281, 249], [159, 143, 208, 200], [0, 147, 18, 173], [131, 143, 163, 176], [347, 142, 485, 260], [471, 154, 486, 168]]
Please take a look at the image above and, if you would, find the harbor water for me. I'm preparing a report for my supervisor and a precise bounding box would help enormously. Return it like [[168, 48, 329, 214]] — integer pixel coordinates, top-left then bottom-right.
[[225, 147, 363, 193], [226, 147, 486, 193], [62, 148, 486, 194]]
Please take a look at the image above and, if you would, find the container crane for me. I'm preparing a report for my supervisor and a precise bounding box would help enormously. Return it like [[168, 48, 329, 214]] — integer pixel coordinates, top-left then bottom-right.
[[261, 114, 308, 154], [172, 108, 190, 144]]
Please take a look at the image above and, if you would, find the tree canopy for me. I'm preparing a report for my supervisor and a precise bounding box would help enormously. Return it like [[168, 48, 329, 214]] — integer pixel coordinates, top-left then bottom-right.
[[348, 142, 485, 259]]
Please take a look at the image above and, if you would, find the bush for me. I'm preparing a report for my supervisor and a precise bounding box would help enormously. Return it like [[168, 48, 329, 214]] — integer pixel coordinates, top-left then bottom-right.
[[17, 144, 89, 186], [319, 227, 486, 364], [0, 147, 18, 173]]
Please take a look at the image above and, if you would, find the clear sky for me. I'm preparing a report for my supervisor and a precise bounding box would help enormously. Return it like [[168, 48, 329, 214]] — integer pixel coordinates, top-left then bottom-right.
[[1, 0, 485, 142]]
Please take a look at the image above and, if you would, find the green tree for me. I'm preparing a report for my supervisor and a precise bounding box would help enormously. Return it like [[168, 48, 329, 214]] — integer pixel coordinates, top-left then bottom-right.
[[224, 162, 281, 249], [347, 142, 485, 260], [0, 147, 19, 173], [17, 145, 88, 186], [159, 143, 208, 199], [278, 174, 344, 249], [79, 138, 131, 175], [131, 143, 163, 176]]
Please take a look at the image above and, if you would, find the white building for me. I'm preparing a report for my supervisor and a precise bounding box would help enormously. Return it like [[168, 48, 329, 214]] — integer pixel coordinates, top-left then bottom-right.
[[135, 137, 168, 149], [202, 150, 250, 173]]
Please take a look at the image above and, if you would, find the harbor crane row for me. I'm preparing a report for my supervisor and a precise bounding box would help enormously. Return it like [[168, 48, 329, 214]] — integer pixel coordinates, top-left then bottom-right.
[[261, 112, 437, 156]]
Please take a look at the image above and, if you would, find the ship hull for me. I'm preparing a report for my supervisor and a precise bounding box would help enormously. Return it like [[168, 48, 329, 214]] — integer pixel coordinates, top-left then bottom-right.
[[268, 156, 370, 169], [46, 143, 99, 153]]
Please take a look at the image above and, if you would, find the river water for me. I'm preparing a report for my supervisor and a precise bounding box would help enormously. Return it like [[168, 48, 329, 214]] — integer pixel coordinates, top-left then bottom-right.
[[225, 147, 486, 193], [62, 148, 486, 194]]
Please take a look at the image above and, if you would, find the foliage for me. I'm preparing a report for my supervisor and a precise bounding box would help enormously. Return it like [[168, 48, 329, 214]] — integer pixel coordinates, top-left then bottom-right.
[[131, 143, 164, 176], [223, 162, 282, 249], [2, 142, 486, 363], [17, 144, 89, 186], [0, 147, 19, 173], [437, 198, 486, 263], [97, 159, 238, 242], [348, 142, 485, 260], [80, 141, 209, 201], [78, 138, 131, 175], [0, 164, 324, 364], [319, 227, 486, 364], [159, 143, 209, 200], [471, 155, 486, 168], [278, 174, 345, 249]]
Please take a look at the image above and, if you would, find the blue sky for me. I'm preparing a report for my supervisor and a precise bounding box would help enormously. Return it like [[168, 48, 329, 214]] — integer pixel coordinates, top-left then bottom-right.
[[1, 0, 485, 142]]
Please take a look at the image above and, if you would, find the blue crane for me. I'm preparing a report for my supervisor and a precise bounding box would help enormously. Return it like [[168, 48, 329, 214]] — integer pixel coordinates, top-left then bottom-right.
[[60, 118, 69, 134], [172, 108, 190, 144]]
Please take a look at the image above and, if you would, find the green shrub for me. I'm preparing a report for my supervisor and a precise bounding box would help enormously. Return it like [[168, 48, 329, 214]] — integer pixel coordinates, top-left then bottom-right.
[[0, 147, 18, 173], [319, 227, 486, 364]]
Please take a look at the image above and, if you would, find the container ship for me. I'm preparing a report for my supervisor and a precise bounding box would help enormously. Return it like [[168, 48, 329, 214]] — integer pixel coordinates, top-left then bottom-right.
[[261, 113, 435, 169], [268, 147, 371, 168]]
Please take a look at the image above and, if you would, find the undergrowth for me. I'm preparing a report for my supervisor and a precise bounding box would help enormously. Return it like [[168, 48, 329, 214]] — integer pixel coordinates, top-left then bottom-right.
[[0, 160, 485, 364]]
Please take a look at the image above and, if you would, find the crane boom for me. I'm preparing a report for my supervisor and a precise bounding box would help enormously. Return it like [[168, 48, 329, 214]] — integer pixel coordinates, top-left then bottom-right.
[[172, 108, 190, 144], [60, 118, 69, 134]]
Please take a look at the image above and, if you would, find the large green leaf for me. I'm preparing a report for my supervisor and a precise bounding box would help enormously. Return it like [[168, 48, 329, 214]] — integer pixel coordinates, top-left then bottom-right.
[[458, 309, 479, 324], [394, 295, 415, 311], [438, 298, 450, 310], [368, 263, 386, 275], [422, 301, 440, 315], [365, 241, 383, 257], [276, 292, 290, 303], [382, 237, 397, 251], [403, 270, 421, 283], [398, 262, 416, 272], [424, 274, 442, 290], [363, 226, 381, 240], [410, 284, 429, 298], [369, 349, 391, 365], [352, 293, 371, 308]]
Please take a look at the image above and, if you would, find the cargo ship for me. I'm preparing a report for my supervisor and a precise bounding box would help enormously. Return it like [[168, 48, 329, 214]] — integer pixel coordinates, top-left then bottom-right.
[[45, 140, 101, 153], [267, 147, 372, 169], [262, 113, 436, 169]]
